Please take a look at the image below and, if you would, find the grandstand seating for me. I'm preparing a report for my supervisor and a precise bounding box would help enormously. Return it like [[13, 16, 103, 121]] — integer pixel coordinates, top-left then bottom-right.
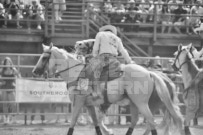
[[53, 0, 83, 36], [0, 0, 202, 57]]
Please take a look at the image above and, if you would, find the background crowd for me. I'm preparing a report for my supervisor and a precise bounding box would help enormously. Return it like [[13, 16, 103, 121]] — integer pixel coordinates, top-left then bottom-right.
[[0, 0, 45, 30], [1, 0, 203, 34], [89, 0, 203, 34], [0, 0, 67, 31]]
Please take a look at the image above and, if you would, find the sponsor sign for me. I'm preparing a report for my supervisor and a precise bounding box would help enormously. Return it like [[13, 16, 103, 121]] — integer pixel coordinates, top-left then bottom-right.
[[16, 79, 70, 103]]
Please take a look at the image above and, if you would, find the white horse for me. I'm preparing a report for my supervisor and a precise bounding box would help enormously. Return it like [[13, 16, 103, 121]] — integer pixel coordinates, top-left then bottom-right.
[[172, 44, 203, 135], [180, 43, 203, 126], [74, 39, 183, 135], [32, 44, 183, 135]]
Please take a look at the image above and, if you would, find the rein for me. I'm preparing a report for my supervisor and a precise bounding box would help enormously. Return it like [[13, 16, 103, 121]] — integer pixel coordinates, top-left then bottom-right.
[[178, 59, 191, 71], [184, 70, 203, 98], [42, 50, 85, 77], [56, 63, 85, 75], [175, 49, 203, 98], [49, 63, 85, 77], [174, 49, 192, 71]]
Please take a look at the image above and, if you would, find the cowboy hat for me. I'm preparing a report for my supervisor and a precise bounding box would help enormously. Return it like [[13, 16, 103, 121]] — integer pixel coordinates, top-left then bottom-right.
[[128, 0, 135, 3], [99, 25, 117, 35]]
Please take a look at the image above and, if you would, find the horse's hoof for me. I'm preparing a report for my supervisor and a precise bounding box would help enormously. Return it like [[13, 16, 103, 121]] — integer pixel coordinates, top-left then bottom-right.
[[185, 131, 192, 135], [67, 128, 74, 135], [95, 126, 102, 135], [184, 126, 191, 135], [193, 118, 198, 126], [151, 130, 157, 135]]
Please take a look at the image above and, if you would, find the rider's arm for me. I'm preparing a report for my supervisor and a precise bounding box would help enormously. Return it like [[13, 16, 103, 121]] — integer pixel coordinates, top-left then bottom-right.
[[117, 39, 132, 64], [92, 32, 102, 57]]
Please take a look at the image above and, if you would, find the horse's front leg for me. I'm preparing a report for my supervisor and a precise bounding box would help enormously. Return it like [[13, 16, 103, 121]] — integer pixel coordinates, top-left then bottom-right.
[[126, 102, 139, 135], [86, 106, 103, 135], [184, 120, 192, 135], [67, 95, 86, 135], [193, 112, 198, 126], [184, 110, 196, 135], [96, 108, 114, 135]]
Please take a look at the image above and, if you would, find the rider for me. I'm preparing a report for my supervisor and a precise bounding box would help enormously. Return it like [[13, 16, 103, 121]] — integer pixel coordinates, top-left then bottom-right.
[[78, 25, 134, 105]]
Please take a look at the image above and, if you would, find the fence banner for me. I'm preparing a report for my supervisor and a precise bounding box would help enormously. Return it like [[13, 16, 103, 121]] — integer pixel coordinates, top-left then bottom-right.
[[16, 78, 71, 103]]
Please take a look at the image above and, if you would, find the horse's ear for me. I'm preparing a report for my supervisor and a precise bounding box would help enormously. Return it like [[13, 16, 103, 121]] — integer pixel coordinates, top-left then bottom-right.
[[42, 44, 49, 51], [178, 44, 182, 51], [188, 43, 192, 48]]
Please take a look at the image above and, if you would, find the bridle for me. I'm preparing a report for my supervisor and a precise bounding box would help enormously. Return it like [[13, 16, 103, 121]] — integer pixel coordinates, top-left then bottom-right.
[[173, 49, 192, 71], [42, 51, 85, 77], [39, 51, 51, 75]]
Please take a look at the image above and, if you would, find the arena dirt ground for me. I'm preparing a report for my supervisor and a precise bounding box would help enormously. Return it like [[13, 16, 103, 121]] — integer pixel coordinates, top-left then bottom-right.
[[0, 117, 203, 135]]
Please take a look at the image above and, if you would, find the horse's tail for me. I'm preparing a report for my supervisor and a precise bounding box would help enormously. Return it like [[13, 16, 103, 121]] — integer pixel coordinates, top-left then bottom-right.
[[150, 71, 183, 133]]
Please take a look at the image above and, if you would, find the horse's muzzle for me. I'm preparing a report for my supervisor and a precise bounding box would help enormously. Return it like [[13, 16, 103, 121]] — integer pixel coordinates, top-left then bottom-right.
[[32, 69, 43, 77]]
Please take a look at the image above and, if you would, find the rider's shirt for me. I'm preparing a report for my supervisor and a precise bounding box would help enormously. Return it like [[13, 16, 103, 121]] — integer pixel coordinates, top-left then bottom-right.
[[93, 31, 132, 63]]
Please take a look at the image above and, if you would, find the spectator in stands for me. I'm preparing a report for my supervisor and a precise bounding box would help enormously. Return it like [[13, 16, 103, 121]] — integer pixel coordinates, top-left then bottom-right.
[[194, 18, 203, 34], [190, 0, 203, 16], [189, 0, 203, 34], [139, 0, 153, 23], [18, 1, 25, 18], [125, 0, 138, 12], [53, 0, 66, 22], [110, 0, 125, 23], [0, 2, 5, 27], [86, 3, 99, 22], [124, 10, 140, 32], [183, 0, 195, 5], [3, 0, 22, 29], [27, 0, 44, 31], [159, 3, 172, 33], [152, 0, 164, 22], [113, 0, 125, 13], [123, 0, 141, 31], [103, 0, 113, 14], [168, 0, 178, 13], [0, 57, 21, 124], [173, 2, 190, 34]]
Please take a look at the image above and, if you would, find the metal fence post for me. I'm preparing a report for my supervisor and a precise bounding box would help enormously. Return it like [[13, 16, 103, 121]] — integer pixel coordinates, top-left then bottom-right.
[[86, 3, 90, 38], [44, 0, 49, 37], [51, 3, 55, 36], [153, 4, 157, 42]]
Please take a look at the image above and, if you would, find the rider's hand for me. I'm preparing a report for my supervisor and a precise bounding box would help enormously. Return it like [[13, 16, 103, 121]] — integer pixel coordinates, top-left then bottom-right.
[[130, 61, 135, 64]]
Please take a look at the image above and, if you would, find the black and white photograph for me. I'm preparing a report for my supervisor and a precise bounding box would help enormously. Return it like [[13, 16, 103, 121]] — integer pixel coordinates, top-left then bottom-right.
[[0, 0, 203, 135]]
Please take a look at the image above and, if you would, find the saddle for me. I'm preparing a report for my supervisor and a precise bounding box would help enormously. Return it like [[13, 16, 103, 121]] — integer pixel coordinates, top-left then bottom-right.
[[98, 60, 123, 113], [99, 60, 123, 82]]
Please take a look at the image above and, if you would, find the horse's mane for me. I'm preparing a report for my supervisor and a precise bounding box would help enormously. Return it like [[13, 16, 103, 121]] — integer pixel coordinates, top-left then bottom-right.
[[195, 59, 203, 68], [52, 46, 78, 60]]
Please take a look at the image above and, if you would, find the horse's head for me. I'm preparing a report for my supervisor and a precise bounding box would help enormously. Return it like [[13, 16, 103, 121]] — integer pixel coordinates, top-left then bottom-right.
[[186, 43, 203, 59], [75, 39, 95, 56], [32, 44, 56, 77], [33, 44, 84, 82], [172, 44, 193, 71]]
